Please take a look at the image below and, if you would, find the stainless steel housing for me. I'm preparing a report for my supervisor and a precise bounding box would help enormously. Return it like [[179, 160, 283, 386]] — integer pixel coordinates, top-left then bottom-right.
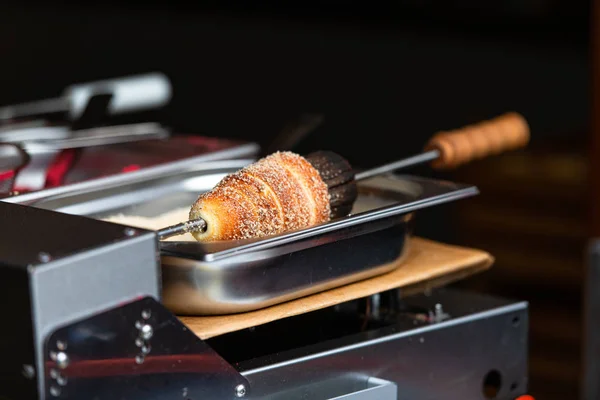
[[0, 201, 161, 400], [207, 288, 530, 400]]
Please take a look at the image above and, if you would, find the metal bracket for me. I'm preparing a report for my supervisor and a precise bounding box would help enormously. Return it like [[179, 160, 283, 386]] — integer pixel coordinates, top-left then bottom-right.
[[43, 297, 249, 400]]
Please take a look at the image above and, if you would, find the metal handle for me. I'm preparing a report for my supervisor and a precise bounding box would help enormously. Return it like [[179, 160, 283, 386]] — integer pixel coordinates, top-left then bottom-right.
[[22, 123, 170, 151], [64, 72, 172, 120], [330, 377, 397, 400], [0, 72, 172, 123]]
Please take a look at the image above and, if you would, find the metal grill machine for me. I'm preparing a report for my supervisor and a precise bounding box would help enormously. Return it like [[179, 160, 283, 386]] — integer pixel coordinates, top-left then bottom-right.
[[0, 77, 532, 400]]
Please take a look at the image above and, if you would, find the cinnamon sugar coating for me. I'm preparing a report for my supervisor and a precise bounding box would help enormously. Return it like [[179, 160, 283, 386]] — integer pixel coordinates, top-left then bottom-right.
[[189, 151, 331, 241]]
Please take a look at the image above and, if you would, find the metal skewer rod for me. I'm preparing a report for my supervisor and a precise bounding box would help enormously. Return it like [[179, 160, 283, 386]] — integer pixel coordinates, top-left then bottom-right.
[[156, 112, 530, 240], [354, 149, 440, 181], [155, 150, 442, 240], [157, 218, 207, 241]]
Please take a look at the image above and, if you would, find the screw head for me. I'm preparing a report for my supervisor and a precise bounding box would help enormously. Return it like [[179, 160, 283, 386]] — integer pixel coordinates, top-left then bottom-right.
[[49, 385, 61, 396], [139, 324, 153, 340], [56, 341, 67, 351], [22, 364, 35, 379], [38, 252, 51, 263], [141, 309, 151, 320], [56, 375, 68, 386], [235, 384, 247, 397], [55, 352, 69, 369], [124, 227, 136, 236]]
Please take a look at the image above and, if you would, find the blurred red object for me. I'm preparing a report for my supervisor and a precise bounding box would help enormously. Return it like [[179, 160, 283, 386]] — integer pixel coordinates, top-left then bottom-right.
[[0, 134, 254, 193]]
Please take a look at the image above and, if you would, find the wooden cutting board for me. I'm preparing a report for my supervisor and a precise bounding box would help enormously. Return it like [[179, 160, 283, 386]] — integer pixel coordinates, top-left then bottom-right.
[[179, 237, 494, 339]]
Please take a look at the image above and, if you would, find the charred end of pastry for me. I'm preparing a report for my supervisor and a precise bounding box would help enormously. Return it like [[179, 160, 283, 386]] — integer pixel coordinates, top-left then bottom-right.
[[331, 203, 354, 219], [305, 150, 358, 218], [305, 151, 355, 188], [328, 183, 358, 219]]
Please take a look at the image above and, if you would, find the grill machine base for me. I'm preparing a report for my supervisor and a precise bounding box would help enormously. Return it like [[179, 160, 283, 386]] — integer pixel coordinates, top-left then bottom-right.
[[212, 288, 528, 400], [0, 200, 529, 399]]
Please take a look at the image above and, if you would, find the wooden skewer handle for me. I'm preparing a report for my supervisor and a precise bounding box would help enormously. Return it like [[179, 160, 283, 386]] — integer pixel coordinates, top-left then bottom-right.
[[423, 112, 530, 169]]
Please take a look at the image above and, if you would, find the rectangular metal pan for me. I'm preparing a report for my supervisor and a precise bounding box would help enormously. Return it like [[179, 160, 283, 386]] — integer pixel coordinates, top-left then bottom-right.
[[7, 160, 478, 315]]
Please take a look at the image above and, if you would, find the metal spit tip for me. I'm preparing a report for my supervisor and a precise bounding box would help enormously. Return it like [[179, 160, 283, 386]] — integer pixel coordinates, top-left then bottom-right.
[[157, 218, 207, 240]]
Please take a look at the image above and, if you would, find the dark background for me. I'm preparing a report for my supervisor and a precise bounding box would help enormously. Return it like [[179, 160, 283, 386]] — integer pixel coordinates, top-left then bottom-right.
[[0, 1, 591, 398], [0, 0, 589, 158]]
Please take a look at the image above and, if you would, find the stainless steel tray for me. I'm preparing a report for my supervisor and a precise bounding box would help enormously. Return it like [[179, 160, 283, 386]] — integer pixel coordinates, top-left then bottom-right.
[[7, 160, 478, 315]]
